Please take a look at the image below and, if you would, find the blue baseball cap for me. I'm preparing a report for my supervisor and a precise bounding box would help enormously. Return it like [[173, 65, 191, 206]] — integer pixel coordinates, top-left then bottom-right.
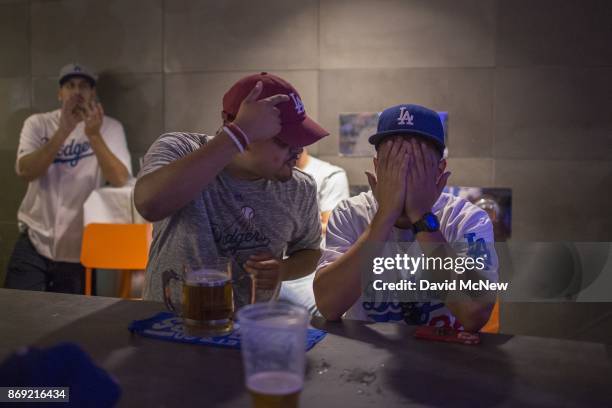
[[368, 104, 445, 154]]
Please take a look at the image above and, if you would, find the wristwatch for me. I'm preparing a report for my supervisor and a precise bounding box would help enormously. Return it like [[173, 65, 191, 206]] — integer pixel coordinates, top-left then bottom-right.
[[411, 212, 440, 234]]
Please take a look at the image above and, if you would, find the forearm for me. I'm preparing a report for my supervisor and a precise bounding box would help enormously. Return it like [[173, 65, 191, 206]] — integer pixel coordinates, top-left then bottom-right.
[[415, 231, 493, 331], [314, 214, 394, 321], [134, 132, 239, 221], [445, 300, 493, 332], [282, 249, 321, 281], [88, 134, 129, 187], [320, 211, 331, 235], [17, 129, 68, 181]]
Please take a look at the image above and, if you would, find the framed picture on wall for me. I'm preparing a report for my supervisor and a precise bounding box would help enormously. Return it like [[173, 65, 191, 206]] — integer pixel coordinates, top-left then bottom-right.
[[339, 111, 449, 157], [339, 112, 378, 157]]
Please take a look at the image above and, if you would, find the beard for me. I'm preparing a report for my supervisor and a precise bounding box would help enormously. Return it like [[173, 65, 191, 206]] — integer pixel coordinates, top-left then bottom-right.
[[273, 154, 298, 182]]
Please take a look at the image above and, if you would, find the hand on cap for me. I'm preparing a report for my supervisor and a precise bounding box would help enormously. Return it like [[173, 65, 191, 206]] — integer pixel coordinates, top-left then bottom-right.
[[366, 138, 409, 223], [404, 139, 451, 222], [232, 81, 290, 143]]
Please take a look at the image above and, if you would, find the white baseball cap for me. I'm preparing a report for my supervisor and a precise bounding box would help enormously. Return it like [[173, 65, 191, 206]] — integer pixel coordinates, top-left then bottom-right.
[[58, 63, 98, 87]]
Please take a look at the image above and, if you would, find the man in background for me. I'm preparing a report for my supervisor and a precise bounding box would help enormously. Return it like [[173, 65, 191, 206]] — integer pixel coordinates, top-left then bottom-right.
[[5, 63, 132, 294], [296, 148, 349, 234], [279, 148, 350, 314]]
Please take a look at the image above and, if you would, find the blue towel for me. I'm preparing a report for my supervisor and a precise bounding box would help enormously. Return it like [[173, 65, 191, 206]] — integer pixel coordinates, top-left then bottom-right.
[[129, 312, 326, 351]]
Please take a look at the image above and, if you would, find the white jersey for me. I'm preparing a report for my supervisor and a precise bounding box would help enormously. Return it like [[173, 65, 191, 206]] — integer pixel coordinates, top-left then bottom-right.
[[278, 156, 349, 313], [301, 156, 349, 213], [16, 109, 132, 262], [316, 191, 498, 328]]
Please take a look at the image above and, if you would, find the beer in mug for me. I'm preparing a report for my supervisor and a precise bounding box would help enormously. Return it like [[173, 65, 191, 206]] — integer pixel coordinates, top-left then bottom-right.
[[163, 258, 234, 335]]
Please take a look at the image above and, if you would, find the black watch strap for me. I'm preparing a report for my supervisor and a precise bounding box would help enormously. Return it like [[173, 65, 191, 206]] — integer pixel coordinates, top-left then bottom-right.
[[411, 212, 440, 234]]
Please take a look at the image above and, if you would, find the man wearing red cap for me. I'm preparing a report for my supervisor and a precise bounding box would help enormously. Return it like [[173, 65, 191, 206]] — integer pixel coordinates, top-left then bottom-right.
[[135, 73, 328, 306]]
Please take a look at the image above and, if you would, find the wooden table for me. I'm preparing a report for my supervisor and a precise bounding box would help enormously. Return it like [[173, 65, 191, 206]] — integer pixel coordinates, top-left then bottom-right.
[[1, 289, 611, 407]]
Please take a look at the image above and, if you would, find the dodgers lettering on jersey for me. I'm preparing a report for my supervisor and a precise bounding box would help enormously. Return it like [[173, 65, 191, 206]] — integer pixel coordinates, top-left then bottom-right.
[[48, 138, 94, 167], [211, 206, 272, 254], [362, 301, 463, 329]]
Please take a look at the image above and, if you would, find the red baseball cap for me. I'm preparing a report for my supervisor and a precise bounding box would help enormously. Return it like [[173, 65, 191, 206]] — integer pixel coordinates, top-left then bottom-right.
[[222, 72, 329, 148]]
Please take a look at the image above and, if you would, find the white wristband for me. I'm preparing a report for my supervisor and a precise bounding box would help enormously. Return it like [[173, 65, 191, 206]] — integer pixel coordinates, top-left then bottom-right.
[[222, 126, 244, 153], [230, 123, 251, 146]]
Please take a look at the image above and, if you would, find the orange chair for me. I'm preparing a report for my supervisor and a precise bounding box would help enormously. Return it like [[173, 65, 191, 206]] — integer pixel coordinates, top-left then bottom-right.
[[80, 223, 152, 298], [480, 300, 500, 333]]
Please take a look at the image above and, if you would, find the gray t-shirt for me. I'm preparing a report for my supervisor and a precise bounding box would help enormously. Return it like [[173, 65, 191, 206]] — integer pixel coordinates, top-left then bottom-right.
[[138, 132, 322, 306]]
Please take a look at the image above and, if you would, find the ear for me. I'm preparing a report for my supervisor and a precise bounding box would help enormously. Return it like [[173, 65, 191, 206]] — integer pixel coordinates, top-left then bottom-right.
[[373, 156, 378, 173], [221, 111, 233, 123], [437, 158, 447, 176], [57, 88, 62, 102]]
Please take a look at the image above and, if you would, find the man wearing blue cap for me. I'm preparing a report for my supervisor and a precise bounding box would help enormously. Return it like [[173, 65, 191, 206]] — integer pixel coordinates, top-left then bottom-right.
[[313, 104, 498, 332], [5, 63, 132, 294]]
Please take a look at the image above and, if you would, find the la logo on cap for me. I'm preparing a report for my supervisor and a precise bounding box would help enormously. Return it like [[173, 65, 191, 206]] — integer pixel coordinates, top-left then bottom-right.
[[289, 93, 305, 115], [397, 106, 414, 126]]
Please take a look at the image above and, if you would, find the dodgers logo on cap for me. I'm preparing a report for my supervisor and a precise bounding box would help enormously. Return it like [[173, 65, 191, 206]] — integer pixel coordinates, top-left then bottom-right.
[[397, 106, 414, 126], [222, 72, 329, 148], [289, 93, 305, 115], [58, 63, 98, 86]]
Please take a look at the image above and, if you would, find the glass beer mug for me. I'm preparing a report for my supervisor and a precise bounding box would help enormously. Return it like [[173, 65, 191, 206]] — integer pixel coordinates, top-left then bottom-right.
[[162, 258, 234, 336]]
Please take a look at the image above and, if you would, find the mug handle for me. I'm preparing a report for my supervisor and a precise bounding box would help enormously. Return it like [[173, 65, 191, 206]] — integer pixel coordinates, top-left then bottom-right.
[[162, 269, 183, 315]]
